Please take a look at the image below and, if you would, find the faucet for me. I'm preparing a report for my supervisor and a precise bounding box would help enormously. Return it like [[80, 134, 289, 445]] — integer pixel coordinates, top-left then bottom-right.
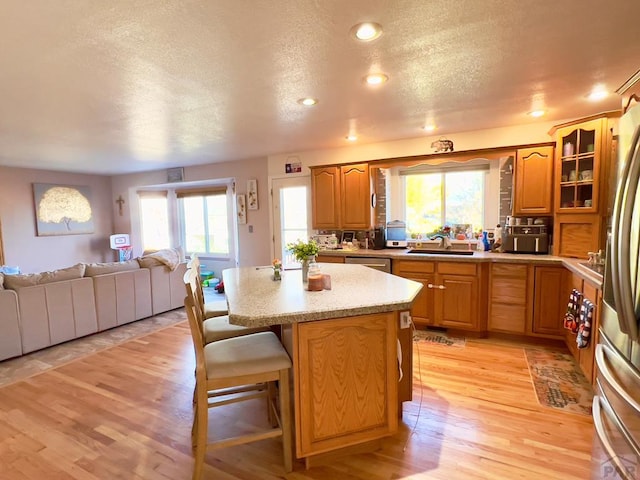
[[430, 234, 452, 250]]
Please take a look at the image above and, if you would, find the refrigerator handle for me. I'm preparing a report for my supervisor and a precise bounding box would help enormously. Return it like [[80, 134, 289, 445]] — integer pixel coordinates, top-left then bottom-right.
[[616, 125, 640, 340], [595, 344, 640, 414], [593, 394, 640, 480]]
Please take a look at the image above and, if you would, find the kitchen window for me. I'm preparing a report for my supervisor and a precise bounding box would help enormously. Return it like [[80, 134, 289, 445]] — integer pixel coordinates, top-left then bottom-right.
[[398, 162, 489, 238]]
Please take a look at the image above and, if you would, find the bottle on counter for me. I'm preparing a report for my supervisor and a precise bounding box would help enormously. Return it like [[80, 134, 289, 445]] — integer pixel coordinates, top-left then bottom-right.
[[329, 233, 338, 250]]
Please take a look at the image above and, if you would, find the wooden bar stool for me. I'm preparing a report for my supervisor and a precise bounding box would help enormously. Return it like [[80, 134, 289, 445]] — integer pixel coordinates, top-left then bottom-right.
[[184, 296, 293, 479], [183, 266, 268, 344], [186, 254, 228, 318]]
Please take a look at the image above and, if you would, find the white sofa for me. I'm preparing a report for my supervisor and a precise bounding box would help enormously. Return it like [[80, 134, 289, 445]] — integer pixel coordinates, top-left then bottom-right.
[[0, 253, 187, 360]]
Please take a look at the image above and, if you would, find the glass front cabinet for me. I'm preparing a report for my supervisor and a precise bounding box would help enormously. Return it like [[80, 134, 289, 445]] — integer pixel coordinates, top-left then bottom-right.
[[556, 118, 601, 213]]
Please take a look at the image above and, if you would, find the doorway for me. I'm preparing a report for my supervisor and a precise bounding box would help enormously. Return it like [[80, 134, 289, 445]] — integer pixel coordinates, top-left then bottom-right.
[[272, 177, 312, 269]]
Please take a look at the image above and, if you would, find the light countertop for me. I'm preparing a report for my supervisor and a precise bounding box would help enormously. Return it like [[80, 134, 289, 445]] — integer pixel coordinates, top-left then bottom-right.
[[223, 263, 423, 327], [316, 248, 604, 286]]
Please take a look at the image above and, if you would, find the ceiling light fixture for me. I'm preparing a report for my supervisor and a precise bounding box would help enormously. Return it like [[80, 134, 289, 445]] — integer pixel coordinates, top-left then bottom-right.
[[364, 73, 388, 86], [587, 87, 608, 101], [422, 124, 437, 132], [297, 97, 318, 106], [351, 22, 383, 42], [346, 135, 358, 142], [528, 110, 546, 118]]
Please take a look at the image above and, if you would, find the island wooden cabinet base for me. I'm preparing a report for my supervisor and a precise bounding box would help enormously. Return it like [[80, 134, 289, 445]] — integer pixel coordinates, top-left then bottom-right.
[[281, 312, 402, 461]]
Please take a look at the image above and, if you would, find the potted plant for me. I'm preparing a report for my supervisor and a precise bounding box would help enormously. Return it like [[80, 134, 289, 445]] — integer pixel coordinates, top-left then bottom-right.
[[286, 239, 319, 282]]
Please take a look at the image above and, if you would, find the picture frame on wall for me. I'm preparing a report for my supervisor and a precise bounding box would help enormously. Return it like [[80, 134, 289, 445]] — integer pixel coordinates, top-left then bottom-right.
[[33, 183, 95, 236], [247, 179, 258, 210], [237, 194, 247, 224]]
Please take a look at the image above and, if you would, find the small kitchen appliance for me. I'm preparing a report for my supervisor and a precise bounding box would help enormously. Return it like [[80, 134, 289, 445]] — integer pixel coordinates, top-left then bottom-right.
[[371, 226, 386, 250], [386, 220, 408, 248], [502, 223, 549, 254]]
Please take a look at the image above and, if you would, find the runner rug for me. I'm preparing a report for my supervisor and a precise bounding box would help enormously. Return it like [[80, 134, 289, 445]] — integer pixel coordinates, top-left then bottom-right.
[[524, 348, 593, 415], [413, 328, 466, 347]]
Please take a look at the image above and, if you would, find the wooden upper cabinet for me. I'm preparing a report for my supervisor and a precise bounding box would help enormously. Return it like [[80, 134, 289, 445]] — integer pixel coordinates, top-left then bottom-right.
[[340, 163, 372, 230], [311, 163, 373, 230], [311, 166, 341, 229], [513, 146, 554, 215]]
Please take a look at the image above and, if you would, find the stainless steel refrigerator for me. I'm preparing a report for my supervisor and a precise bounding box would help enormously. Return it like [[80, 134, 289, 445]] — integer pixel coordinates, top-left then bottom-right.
[[593, 98, 640, 479]]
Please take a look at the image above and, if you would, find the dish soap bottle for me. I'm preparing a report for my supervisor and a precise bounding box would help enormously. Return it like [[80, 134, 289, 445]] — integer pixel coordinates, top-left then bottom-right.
[[482, 231, 491, 251], [329, 233, 338, 250]]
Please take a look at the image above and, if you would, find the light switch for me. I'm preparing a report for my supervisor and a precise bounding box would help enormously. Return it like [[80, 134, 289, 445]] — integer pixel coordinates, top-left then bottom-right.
[[248, 225, 253, 233]]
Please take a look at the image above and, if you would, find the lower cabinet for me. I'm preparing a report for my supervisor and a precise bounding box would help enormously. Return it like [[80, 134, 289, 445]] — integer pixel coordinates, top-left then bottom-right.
[[393, 260, 485, 331], [531, 266, 566, 337], [488, 263, 529, 334], [565, 270, 601, 384]]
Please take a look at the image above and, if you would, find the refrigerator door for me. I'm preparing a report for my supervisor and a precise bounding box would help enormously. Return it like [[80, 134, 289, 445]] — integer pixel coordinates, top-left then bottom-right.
[[610, 119, 640, 341], [592, 391, 640, 480], [593, 341, 640, 479]]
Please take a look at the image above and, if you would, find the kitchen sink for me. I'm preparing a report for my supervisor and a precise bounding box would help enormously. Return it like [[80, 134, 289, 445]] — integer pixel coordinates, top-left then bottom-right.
[[578, 262, 604, 275], [407, 249, 474, 255]]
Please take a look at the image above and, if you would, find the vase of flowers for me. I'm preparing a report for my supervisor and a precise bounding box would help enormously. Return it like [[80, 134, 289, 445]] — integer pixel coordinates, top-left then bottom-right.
[[286, 239, 319, 282], [272, 259, 282, 281]]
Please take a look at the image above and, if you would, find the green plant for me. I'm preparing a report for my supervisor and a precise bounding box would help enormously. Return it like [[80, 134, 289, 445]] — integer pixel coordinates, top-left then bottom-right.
[[286, 239, 319, 262]]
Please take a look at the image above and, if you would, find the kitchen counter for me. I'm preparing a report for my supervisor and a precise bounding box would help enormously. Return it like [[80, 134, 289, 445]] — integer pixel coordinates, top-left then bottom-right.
[[223, 263, 422, 327], [317, 248, 604, 286], [222, 263, 422, 462]]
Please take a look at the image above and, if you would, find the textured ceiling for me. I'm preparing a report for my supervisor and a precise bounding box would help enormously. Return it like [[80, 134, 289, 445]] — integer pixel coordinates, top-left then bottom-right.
[[1, 0, 639, 175]]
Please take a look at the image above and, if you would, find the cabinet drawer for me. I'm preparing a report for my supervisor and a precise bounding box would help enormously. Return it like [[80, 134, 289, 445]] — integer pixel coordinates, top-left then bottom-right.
[[491, 263, 528, 277], [491, 276, 527, 304], [488, 304, 527, 333], [437, 262, 477, 276], [393, 260, 435, 274]]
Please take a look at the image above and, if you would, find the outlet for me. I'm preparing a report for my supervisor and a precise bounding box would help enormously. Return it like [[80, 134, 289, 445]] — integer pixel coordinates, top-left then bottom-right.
[[400, 311, 411, 329]]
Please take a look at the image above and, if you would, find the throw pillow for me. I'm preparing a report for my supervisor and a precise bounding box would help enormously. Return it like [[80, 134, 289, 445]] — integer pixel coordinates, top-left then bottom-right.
[[3, 263, 85, 290], [0, 273, 4, 290], [84, 259, 140, 277]]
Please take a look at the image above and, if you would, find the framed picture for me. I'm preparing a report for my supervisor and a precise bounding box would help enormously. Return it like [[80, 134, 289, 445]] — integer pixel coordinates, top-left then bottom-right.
[[341, 231, 355, 244], [33, 183, 95, 236], [167, 167, 184, 183], [247, 179, 258, 210], [237, 194, 247, 224]]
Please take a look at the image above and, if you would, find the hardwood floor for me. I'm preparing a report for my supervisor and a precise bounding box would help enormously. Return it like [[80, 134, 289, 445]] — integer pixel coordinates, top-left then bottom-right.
[[0, 318, 593, 479]]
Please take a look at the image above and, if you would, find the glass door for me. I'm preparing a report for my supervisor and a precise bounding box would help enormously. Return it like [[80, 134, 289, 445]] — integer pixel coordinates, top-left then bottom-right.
[[272, 177, 312, 270]]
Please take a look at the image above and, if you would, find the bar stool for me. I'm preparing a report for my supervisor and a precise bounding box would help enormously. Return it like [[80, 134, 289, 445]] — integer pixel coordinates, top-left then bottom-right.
[[183, 266, 268, 344], [184, 296, 293, 479]]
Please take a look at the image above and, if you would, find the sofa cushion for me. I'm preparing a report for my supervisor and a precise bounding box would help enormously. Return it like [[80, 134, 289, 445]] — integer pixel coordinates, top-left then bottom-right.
[[0, 273, 4, 290], [3, 263, 86, 290], [84, 260, 140, 277]]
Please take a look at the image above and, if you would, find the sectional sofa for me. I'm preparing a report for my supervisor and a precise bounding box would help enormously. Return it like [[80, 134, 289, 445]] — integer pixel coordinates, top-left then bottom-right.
[[0, 249, 188, 361]]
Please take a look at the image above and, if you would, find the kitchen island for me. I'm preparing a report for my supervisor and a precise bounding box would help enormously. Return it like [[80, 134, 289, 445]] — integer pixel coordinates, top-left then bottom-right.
[[223, 263, 422, 466]]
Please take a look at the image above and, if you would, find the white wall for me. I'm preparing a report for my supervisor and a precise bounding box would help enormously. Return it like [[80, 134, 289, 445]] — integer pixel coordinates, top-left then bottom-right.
[[0, 166, 114, 273]]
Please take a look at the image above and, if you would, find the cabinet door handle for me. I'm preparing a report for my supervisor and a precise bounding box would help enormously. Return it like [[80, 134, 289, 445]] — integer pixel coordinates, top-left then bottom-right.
[[427, 283, 446, 290], [437, 284, 446, 289], [427, 283, 434, 289]]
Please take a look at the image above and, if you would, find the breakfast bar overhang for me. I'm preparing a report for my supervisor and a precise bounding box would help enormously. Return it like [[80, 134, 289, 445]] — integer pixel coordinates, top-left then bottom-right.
[[223, 263, 423, 464]]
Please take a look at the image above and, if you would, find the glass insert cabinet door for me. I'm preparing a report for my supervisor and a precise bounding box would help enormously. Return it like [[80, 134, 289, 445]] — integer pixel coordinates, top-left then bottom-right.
[[558, 119, 601, 212]]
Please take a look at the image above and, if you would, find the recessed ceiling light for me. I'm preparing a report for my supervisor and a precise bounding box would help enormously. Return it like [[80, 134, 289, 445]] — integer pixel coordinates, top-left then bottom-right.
[[297, 97, 318, 106], [587, 87, 608, 101], [351, 22, 383, 42], [422, 124, 437, 132], [364, 73, 388, 86], [345, 135, 358, 142], [528, 110, 546, 118]]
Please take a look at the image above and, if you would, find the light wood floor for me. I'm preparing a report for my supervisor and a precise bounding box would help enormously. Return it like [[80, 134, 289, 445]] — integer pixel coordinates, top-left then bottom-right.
[[0, 319, 594, 479]]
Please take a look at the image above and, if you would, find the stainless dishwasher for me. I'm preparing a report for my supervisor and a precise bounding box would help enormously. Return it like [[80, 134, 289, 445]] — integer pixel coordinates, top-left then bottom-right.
[[344, 256, 391, 273]]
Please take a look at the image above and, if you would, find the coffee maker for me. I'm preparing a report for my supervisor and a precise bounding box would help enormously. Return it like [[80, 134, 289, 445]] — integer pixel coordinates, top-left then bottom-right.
[[372, 226, 386, 250]]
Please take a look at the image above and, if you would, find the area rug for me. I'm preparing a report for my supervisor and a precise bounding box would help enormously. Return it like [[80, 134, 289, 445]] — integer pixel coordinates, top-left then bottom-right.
[[413, 329, 466, 347], [524, 348, 593, 415], [0, 308, 187, 388]]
